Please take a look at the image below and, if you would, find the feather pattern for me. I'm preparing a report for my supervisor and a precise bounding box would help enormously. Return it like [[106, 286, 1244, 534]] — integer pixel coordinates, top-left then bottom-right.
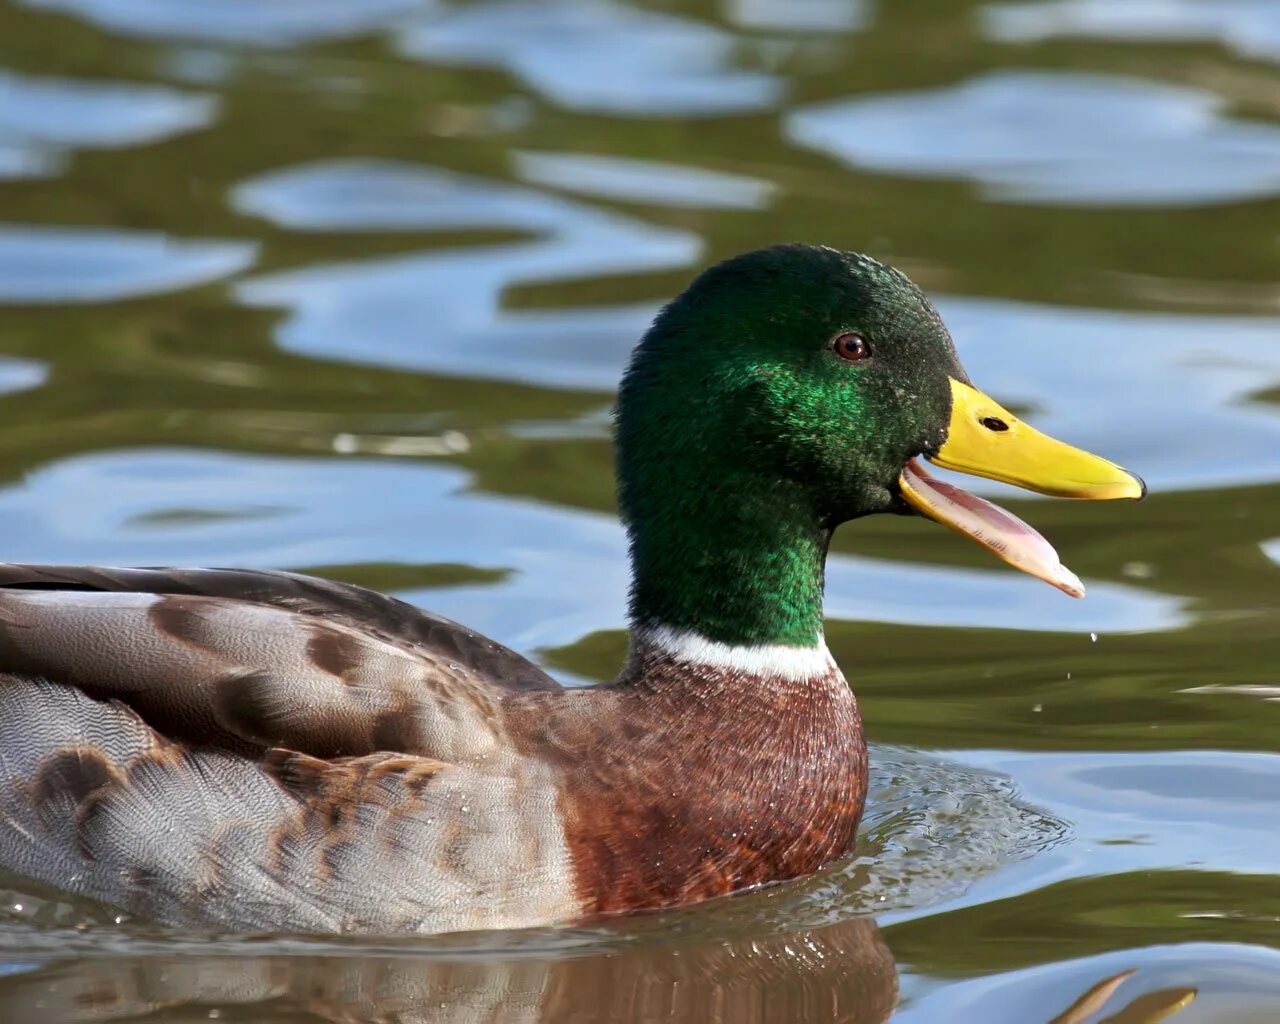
[[0, 565, 578, 933]]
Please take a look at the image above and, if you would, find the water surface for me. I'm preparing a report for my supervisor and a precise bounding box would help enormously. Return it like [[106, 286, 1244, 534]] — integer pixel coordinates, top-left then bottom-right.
[[0, 0, 1276, 1020]]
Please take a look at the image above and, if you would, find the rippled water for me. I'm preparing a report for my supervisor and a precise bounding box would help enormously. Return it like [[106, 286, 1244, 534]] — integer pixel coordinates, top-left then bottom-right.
[[0, 0, 1277, 1020]]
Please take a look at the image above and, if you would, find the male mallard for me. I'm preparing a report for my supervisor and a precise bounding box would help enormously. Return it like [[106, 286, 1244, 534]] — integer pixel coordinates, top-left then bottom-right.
[[0, 245, 1141, 934]]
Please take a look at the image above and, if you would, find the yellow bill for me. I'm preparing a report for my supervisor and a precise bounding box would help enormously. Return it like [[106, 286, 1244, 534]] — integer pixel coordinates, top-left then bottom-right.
[[899, 379, 1144, 598]]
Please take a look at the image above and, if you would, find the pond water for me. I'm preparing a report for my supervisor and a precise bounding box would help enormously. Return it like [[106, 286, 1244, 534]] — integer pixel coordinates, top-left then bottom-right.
[[0, 0, 1277, 1020]]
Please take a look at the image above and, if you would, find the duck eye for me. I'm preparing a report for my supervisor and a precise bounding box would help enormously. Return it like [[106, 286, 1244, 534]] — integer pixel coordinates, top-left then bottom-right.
[[832, 331, 871, 362]]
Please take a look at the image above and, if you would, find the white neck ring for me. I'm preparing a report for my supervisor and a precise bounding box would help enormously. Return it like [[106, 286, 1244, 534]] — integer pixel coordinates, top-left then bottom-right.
[[636, 624, 836, 681]]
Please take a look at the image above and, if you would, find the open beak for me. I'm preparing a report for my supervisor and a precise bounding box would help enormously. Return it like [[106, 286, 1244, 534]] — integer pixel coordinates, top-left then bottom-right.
[[898, 379, 1145, 598]]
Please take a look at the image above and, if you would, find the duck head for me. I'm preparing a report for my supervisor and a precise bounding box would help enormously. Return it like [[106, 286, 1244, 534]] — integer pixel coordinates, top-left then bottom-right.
[[617, 244, 1142, 646]]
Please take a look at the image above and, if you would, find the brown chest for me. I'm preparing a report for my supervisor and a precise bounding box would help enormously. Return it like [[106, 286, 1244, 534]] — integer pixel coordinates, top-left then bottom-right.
[[515, 657, 867, 917]]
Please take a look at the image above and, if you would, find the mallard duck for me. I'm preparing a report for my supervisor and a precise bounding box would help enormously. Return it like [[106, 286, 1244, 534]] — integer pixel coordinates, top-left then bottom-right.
[[0, 245, 1142, 934]]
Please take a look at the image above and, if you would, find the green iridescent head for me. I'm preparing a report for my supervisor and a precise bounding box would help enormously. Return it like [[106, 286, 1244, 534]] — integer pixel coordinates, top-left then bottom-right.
[[616, 244, 966, 645], [619, 244, 965, 527], [616, 244, 1143, 650]]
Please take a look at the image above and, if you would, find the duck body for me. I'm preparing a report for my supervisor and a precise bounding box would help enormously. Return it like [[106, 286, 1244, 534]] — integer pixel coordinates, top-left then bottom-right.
[[0, 246, 1140, 933], [0, 565, 863, 933]]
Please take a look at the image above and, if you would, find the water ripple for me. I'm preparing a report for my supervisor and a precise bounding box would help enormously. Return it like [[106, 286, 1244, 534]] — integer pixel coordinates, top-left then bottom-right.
[[514, 150, 776, 209], [788, 70, 1280, 206], [898, 943, 1277, 1024], [18, 0, 430, 46], [235, 160, 698, 388], [396, 0, 782, 116], [726, 0, 869, 33], [0, 225, 256, 303], [983, 0, 1280, 62], [0, 69, 214, 181], [0, 144, 47, 181], [951, 749, 1280, 888], [0, 358, 46, 396]]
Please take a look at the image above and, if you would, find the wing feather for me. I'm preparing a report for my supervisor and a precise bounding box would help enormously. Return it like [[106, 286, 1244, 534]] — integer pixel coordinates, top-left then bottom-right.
[[0, 564, 559, 758], [0, 565, 577, 932], [0, 564, 558, 686]]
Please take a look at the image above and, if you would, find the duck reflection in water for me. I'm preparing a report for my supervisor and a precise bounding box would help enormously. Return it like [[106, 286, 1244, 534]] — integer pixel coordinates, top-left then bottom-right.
[[0, 916, 897, 1024], [0, 917, 1196, 1024]]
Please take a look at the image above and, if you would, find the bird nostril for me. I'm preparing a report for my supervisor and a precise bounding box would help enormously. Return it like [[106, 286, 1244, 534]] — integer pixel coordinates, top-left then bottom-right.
[[980, 416, 1009, 432]]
